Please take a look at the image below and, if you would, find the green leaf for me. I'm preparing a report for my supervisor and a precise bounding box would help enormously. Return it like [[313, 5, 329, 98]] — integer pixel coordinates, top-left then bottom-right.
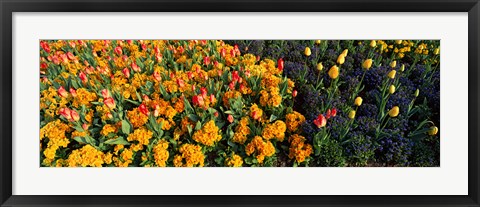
[[104, 136, 130, 145], [73, 135, 97, 146], [122, 120, 131, 134], [269, 114, 277, 122], [195, 121, 202, 131]]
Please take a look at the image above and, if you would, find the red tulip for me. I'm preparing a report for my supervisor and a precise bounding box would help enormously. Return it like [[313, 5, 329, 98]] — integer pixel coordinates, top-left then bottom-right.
[[85, 66, 94, 74], [220, 48, 226, 57], [227, 114, 234, 123], [52, 56, 60, 65], [101, 89, 110, 98], [331, 108, 337, 117], [278, 58, 284, 71], [79, 71, 87, 83], [203, 56, 210, 66], [40, 41, 51, 53], [153, 71, 161, 82], [177, 79, 185, 88], [103, 97, 116, 110], [313, 114, 327, 128], [58, 86, 68, 98], [122, 68, 130, 78], [59, 108, 72, 121], [82, 123, 88, 130], [210, 94, 215, 103], [69, 88, 77, 97], [40, 62, 48, 69], [70, 110, 80, 122], [293, 90, 298, 98], [139, 103, 148, 115], [214, 111, 219, 117], [114, 46, 122, 55], [141, 44, 147, 51], [192, 95, 205, 108], [67, 52, 75, 60], [326, 109, 331, 119], [131, 62, 141, 72], [200, 87, 208, 98]]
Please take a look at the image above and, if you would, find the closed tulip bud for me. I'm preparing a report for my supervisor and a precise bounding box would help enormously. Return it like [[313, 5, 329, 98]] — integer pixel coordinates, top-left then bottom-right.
[[203, 56, 210, 66], [341, 49, 348, 56], [210, 94, 215, 103], [354, 97, 363, 106], [400, 64, 405, 72], [387, 70, 396, 79], [70, 110, 80, 122], [428, 126, 438, 135], [434, 48, 440, 55], [82, 123, 88, 131], [227, 114, 234, 123], [331, 108, 337, 117], [317, 62, 324, 71], [103, 97, 116, 110], [131, 62, 141, 72], [122, 68, 130, 78], [388, 106, 400, 117], [79, 71, 87, 83], [277, 58, 284, 71], [414, 89, 420, 97], [153, 71, 161, 82], [348, 110, 356, 119], [362, 59, 373, 70], [304, 47, 311, 56], [370, 40, 377, 48], [69, 88, 77, 97], [214, 111, 219, 117], [328, 65, 339, 79], [315, 40, 321, 45], [139, 103, 149, 115], [114, 46, 122, 55], [59, 108, 72, 121], [395, 40, 403, 44], [292, 90, 298, 97], [390, 60, 397, 68], [389, 85, 396, 94], [337, 54, 345, 65], [58, 86, 68, 98], [176, 78, 185, 88], [101, 89, 110, 98]]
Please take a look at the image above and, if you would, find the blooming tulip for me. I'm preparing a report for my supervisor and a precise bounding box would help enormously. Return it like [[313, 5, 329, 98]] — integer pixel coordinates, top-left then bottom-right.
[[59, 108, 72, 121], [101, 89, 110, 98], [79, 71, 87, 83], [370, 40, 377, 48], [122, 68, 130, 78], [70, 110, 80, 122], [390, 60, 397, 68], [313, 114, 327, 128], [69, 88, 77, 97], [204, 56, 210, 66], [115, 46, 122, 55], [131, 62, 141, 72]]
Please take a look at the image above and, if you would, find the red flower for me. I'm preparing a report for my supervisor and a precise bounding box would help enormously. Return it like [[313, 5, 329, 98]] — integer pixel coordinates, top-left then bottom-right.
[[313, 114, 327, 128], [82, 123, 88, 130], [79, 71, 87, 83], [292, 90, 298, 98], [115, 46, 123, 55], [104, 97, 116, 110], [131, 62, 141, 72], [278, 58, 284, 71], [192, 95, 205, 108], [153, 71, 161, 82], [139, 103, 149, 115], [59, 108, 72, 121], [220, 48, 226, 57], [326, 109, 331, 119], [331, 108, 337, 117], [101, 89, 110, 98], [177, 78, 185, 88], [70, 110, 80, 122], [67, 52, 75, 60], [227, 114, 234, 123], [203, 56, 210, 66], [40, 62, 48, 69], [69, 88, 77, 97], [200, 87, 208, 99], [58, 86, 68, 98], [122, 68, 130, 78]]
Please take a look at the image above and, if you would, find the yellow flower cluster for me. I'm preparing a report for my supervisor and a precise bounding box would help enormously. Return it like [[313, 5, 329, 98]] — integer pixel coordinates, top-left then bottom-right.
[[101, 124, 116, 136], [285, 111, 306, 132], [40, 120, 71, 165], [249, 104, 263, 120], [173, 144, 205, 167], [233, 117, 250, 144], [262, 120, 286, 142], [192, 120, 222, 146], [67, 144, 106, 167], [259, 86, 282, 107], [153, 140, 169, 167], [72, 88, 97, 108], [127, 127, 153, 146], [225, 153, 243, 167], [113, 146, 134, 167], [127, 108, 148, 128], [288, 134, 313, 163], [245, 136, 275, 164]]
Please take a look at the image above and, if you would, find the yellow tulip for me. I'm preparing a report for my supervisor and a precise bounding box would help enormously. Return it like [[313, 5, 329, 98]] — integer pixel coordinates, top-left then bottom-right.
[[337, 54, 345, 65], [390, 60, 397, 68], [395, 40, 403, 44], [414, 89, 420, 97], [388, 106, 399, 117], [304, 47, 311, 56], [341, 49, 348, 56], [317, 62, 324, 71], [348, 110, 356, 119], [428, 126, 438, 135], [434, 48, 440, 55], [328, 65, 339, 79], [315, 40, 321, 45], [354, 97, 363, 106], [389, 85, 396, 94], [370, 40, 377, 48], [362, 59, 373, 70], [400, 64, 405, 72], [387, 70, 396, 79]]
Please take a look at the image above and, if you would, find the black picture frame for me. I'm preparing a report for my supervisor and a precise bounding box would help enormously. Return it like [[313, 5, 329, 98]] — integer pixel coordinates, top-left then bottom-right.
[[1, 0, 479, 206]]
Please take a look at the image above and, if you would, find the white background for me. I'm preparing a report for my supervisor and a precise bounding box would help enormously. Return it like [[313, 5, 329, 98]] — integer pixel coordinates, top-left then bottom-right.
[[12, 13, 468, 195]]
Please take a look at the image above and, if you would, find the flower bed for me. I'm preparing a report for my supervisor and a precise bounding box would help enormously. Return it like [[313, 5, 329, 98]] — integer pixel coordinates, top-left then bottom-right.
[[40, 40, 440, 167]]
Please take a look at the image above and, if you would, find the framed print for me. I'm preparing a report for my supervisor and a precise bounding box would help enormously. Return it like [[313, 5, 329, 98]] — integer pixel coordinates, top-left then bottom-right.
[[1, 0, 479, 206]]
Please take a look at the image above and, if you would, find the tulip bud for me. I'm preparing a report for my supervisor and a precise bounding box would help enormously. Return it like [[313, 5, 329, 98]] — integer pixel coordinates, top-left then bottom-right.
[[203, 56, 210, 66], [395, 40, 403, 44], [131, 62, 141, 72], [82, 123, 88, 131], [139, 103, 149, 115], [400, 64, 405, 72], [370, 40, 377, 48], [362, 59, 373, 70], [122, 68, 130, 78], [69, 88, 77, 97], [328, 65, 339, 79], [59, 108, 72, 121], [313, 114, 327, 128], [389, 85, 396, 94], [414, 89, 420, 97], [101, 89, 110, 98], [388, 106, 400, 117], [67, 52, 75, 60], [337, 54, 345, 65], [348, 110, 356, 119], [103, 97, 116, 110], [387, 70, 396, 79], [220, 48, 226, 57], [428, 126, 438, 135], [214, 111, 219, 117], [304, 47, 311, 56], [292, 90, 298, 98], [317, 62, 324, 71], [331, 108, 337, 117], [58, 86, 68, 98], [210, 94, 215, 103], [70, 110, 80, 122], [176, 79, 185, 88], [341, 49, 348, 56], [354, 97, 363, 106], [315, 40, 321, 45], [390, 60, 397, 68], [227, 114, 234, 123], [115, 46, 123, 55], [153, 71, 162, 82], [79, 71, 87, 83], [434, 48, 440, 55], [277, 58, 284, 71]]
